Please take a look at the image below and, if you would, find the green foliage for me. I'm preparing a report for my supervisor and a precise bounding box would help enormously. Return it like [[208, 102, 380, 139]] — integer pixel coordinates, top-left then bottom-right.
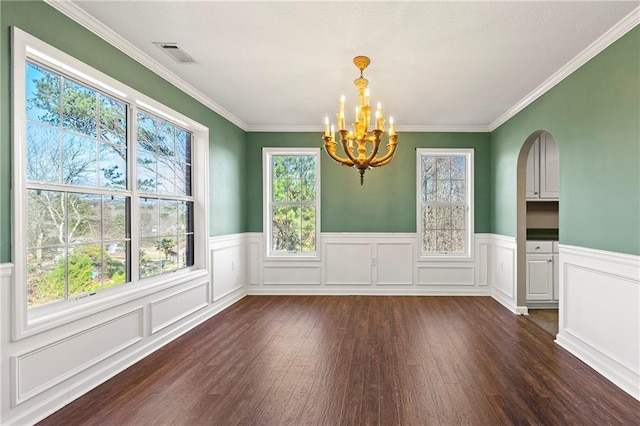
[[156, 237, 175, 260], [271, 155, 317, 252]]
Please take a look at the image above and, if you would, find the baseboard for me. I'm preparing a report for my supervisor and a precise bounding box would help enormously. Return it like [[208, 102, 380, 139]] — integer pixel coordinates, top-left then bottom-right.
[[248, 288, 491, 296], [556, 331, 639, 401]]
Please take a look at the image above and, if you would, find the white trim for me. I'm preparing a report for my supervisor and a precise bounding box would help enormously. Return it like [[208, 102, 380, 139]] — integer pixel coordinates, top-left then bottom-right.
[[0, 263, 13, 278], [43, 0, 247, 131], [489, 6, 640, 131], [247, 124, 491, 133]]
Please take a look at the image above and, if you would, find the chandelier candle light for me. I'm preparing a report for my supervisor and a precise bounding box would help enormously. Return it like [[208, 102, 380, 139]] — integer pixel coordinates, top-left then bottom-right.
[[323, 56, 398, 185]]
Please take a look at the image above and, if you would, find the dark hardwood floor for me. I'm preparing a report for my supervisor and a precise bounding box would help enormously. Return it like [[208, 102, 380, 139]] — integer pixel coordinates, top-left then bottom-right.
[[39, 296, 640, 425]]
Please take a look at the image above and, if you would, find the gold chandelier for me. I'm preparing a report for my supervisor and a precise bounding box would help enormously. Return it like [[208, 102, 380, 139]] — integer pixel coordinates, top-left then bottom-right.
[[323, 56, 398, 185]]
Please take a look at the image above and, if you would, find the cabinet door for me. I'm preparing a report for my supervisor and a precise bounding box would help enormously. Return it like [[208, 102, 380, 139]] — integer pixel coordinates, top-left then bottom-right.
[[540, 133, 559, 199], [526, 253, 553, 301], [553, 253, 559, 301], [526, 138, 540, 199]]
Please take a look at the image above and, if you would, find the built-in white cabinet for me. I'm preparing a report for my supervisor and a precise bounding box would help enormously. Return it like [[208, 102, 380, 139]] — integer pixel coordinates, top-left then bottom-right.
[[526, 133, 559, 200], [526, 241, 559, 305]]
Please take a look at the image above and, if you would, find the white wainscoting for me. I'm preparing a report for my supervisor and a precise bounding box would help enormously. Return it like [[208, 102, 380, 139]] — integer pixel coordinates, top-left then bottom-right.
[[12, 308, 144, 405], [488, 235, 519, 313], [210, 234, 246, 301], [1, 234, 248, 425], [246, 233, 492, 295], [555, 244, 640, 401]]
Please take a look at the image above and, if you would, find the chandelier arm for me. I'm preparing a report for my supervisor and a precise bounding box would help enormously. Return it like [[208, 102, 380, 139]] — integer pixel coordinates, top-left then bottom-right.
[[369, 136, 398, 167], [364, 129, 383, 165], [339, 131, 360, 166], [324, 137, 354, 166]]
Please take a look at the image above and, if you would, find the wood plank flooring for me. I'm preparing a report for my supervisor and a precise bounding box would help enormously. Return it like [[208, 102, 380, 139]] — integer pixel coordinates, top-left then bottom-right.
[[38, 296, 640, 425]]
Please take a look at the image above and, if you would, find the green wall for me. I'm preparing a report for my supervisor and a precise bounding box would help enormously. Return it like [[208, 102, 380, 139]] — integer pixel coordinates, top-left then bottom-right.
[[246, 132, 491, 233], [491, 27, 640, 256], [0, 1, 247, 262]]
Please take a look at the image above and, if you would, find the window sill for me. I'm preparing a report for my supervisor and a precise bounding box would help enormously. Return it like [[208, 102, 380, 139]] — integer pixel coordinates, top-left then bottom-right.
[[264, 253, 322, 263]]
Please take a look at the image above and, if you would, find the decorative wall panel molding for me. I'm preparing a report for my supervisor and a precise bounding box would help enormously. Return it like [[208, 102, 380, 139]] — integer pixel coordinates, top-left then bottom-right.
[[488, 235, 518, 313], [247, 233, 489, 295], [556, 244, 639, 401], [150, 283, 208, 334], [12, 308, 143, 405], [210, 235, 246, 301]]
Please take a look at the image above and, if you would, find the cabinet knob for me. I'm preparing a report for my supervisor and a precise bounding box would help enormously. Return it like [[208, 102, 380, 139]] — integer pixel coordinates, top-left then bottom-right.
[[548, 259, 553, 263], [535, 246, 540, 250], [534, 192, 538, 195]]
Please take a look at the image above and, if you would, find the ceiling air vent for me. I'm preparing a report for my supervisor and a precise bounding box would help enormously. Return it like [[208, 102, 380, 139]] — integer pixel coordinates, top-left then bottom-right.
[[153, 42, 195, 64]]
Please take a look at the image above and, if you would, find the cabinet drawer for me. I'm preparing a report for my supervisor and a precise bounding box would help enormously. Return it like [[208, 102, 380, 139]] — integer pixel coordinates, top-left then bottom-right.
[[526, 241, 553, 253]]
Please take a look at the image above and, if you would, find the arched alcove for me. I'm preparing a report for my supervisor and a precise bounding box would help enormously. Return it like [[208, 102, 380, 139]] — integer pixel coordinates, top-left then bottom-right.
[[516, 130, 560, 328]]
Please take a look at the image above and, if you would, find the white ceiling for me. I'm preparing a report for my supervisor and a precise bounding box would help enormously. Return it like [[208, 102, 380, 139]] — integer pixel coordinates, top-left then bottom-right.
[[66, 1, 638, 131]]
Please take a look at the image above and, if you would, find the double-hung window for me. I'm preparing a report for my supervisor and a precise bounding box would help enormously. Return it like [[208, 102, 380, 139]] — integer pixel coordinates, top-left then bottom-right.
[[417, 148, 474, 259], [12, 28, 208, 337], [263, 148, 320, 258]]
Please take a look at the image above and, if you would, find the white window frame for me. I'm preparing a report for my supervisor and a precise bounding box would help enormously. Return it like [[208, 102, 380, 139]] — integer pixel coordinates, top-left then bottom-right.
[[11, 27, 210, 340], [416, 148, 474, 261], [263, 147, 321, 260]]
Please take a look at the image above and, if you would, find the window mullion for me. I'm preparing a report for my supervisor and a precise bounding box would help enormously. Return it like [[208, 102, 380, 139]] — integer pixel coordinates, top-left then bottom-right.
[[129, 104, 140, 284]]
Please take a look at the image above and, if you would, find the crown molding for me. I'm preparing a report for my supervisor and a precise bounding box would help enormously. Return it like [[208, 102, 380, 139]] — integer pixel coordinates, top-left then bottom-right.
[[246, 124, 490, 133], [489, 5, 640, 132], [43, 0, 248, 131], [396, 125, 490, 133]]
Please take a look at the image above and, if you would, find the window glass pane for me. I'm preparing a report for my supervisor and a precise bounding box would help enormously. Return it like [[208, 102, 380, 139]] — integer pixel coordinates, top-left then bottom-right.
[[66, 244, 102, 297], [63, 134, 97, 186], [451, 180, 465, 203], [27, 189, 65, 247], [273, 178, 288, 202], [103, 240, 128, 289], [139, 198, 159, 238], [452, 206, 465, 230], [137, 148, 157, 193], [100, 142, 126, 189], [66, 193, 101, 244], [157, 160, 176, 194], [62, 80, 98, 137], [137, 111, 156, 154], [140, 237, 161, 278], [436, 179, 451, 203], [103, 196, 128, 241], [436, 157, 451, 180], [175, 163, 188, 196], [26, 123, 61, 183], [451, 156, 465, 180], [26, 62, 61, 126], [159, 199, 178, 236], [99, 95, 126, 146], [156, 236, 178, 273], [27, 247, 65, 308], [288, 178, 302, 202], [424, 229, 436, 253], [176, 128, 191, 164]]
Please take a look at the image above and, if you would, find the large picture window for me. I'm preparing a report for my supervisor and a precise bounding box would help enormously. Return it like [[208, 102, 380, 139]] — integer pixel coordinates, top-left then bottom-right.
[[417, 148, 474, 258], [263, 148, 320, 258], [13, 28, 208, 335]]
